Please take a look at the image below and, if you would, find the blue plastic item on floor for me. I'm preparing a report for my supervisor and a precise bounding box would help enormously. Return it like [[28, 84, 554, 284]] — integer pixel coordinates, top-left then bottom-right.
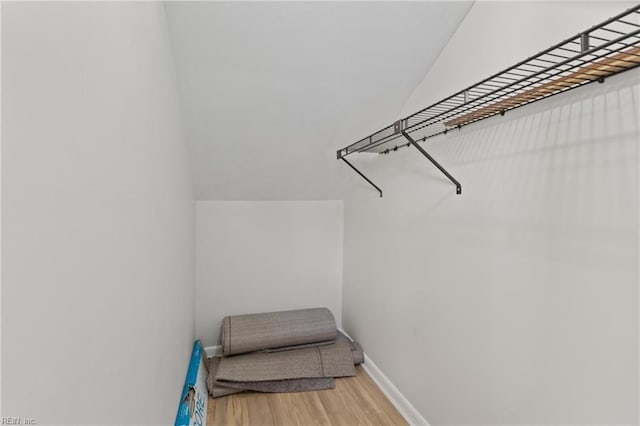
[[175, 340, 208, 426]]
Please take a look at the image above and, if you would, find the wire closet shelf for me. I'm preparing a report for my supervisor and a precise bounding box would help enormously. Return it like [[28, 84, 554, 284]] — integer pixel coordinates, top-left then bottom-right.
[[337, 5, 640, 196]]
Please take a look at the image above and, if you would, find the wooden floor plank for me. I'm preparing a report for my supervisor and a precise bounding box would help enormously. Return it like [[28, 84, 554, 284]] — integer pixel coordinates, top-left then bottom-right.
[[279, 391, 319, 426], [245, 392, 276, 426], [206, 393, 217, 425], [229, 394, 250, 426], [357, 369, 405, 417], [316, 384, 362, 426], [340, 375, 390, 425], [206, 366, 408, 426], [300, 391, 333, 426], [263, 393, 291, 426], [350, 368, 407, 426]]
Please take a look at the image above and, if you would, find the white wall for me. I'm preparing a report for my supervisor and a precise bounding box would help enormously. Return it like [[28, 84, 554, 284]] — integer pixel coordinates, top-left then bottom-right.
[[342, 2, 639, 424], [2, 3, 194, 424], [196, 201, 343, 347], [165, 1, 472, 201]]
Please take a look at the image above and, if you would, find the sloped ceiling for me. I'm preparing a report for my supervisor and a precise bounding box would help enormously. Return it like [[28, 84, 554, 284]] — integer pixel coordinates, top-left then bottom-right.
[[165, 1, 473, 200]]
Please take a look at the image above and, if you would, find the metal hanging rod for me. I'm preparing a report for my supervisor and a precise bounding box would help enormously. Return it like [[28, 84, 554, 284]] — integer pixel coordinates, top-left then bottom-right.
[[337, 4, 640, 196]]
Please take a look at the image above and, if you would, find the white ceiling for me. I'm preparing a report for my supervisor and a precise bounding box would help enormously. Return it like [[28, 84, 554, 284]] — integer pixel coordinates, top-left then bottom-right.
[[165, 1, 473, 200]]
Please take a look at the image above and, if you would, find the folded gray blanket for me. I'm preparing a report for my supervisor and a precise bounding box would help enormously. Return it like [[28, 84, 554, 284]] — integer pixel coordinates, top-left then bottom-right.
[[207, 331, 364, 398], [207, 357, 336, 398], [220, 308, 337, 356], [216, 337, 354, 382]]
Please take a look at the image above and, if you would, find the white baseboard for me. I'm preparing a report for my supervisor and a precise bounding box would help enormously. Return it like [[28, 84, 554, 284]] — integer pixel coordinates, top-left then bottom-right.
[[361, 353, 430, 426], [205, 333, 429, 426], [204, 345, 221, 358]]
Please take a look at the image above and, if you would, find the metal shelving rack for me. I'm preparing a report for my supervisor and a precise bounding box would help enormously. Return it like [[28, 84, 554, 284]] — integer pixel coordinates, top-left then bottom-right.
[[337, 4, 640, 197]]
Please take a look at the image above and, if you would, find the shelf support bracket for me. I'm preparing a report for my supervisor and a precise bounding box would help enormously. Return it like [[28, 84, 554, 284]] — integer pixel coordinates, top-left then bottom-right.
[[341, 158, 383, 197], [401, 131, 462, 195], [580, 32, 590, 52]]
